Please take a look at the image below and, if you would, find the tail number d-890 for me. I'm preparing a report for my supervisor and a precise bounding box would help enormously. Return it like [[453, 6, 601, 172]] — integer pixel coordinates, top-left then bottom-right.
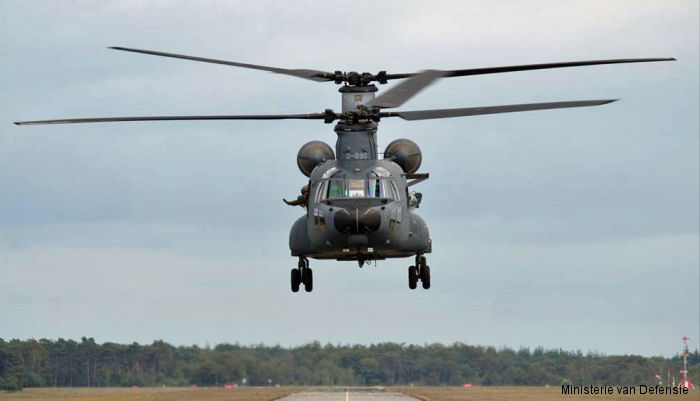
[[346, 152, 369, 160]]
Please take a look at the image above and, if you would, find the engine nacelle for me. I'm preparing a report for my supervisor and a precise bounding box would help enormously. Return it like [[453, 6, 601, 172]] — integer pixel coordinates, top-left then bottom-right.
[[297, 141, 335, 177], [384, 139, 422, 174]]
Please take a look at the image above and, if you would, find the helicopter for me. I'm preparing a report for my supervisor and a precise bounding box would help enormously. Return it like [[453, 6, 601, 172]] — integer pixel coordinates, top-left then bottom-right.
[[15, 47, 674, 293]]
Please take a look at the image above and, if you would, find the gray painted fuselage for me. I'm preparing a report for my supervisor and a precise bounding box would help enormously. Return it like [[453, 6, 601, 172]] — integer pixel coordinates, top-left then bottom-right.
[[289, 119, 431, 262]]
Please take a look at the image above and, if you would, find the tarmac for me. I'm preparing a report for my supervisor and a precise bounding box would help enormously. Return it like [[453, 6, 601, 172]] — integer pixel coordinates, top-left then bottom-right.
[[278, 389, 418, 401]]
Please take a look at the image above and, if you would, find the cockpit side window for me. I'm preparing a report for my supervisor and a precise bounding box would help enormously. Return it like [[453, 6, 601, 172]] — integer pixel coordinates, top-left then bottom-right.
[[366, 178, 389, 198], [314, 180, 328, 203], [367, 178, 380, 197], [327, 177, 347, 199], [367, 169, 397, 199], [316, 172, 346, 200]]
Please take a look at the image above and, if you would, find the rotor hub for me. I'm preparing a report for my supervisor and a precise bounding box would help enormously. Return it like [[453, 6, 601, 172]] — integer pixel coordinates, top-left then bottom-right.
[[334, 71, 388, 86]]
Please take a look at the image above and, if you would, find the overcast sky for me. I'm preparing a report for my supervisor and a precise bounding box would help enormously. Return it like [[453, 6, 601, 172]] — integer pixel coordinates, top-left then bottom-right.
[[0, 0, 697, 357]]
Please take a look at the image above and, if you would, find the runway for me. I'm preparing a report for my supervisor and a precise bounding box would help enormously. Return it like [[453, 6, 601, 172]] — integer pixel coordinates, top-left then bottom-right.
[[278, 389, 418, 401]]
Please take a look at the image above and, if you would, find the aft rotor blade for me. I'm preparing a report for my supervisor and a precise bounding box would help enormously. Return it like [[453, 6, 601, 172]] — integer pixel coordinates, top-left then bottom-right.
[[14, 113, 329, 126], [367, 69, 447, 109], [384, 58, 676, 80], [381, 99, 618, 121], [109, 47, 336, 82]]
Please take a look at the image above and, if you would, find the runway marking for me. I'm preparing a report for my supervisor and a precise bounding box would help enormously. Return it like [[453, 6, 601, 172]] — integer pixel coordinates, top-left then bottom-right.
[[277, 389, 417, 400]]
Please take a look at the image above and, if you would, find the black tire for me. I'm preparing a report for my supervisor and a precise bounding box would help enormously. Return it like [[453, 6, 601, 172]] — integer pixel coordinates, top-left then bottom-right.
[[291, 268, 301, 293], [421, 265, 431, 289], [303, 268, 313, 292], [408, 266, 417, 289]]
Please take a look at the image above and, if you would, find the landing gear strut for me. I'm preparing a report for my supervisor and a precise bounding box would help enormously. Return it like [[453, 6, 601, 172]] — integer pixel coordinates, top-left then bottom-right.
[[291, 257, 312, 293], [408, 254, 430, 290]]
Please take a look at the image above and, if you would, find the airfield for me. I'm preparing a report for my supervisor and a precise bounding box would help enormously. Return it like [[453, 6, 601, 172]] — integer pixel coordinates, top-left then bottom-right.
[[0, 386, 696, 401]]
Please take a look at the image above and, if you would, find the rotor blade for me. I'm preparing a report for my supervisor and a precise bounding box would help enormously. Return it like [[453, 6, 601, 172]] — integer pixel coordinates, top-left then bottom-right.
[[381, 99, 618, 121], [367, 69, 447, 109], [384, 58, 676, 80], [14, 113, 329, 126], [109, 47, 336, 82]]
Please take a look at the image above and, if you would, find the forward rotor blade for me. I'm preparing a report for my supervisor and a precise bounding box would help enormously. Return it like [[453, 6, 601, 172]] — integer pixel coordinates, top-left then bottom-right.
[[381, 99, 618, 121], [14, 113, 329, 126], [384, 58, 676, 80], [367, 69, 447, 109], [109, 47, 336, 82]]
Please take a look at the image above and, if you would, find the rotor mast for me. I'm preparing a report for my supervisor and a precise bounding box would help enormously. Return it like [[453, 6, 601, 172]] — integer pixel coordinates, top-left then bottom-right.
[[335, 82, 380, 162]]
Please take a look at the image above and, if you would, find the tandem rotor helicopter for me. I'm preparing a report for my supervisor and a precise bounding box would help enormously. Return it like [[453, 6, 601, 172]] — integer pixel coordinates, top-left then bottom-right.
[[15, 47, 674, 292]]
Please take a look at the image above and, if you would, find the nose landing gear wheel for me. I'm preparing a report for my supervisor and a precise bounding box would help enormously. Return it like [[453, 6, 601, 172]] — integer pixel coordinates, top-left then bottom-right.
[[408, 266, 418, 289], [291, 268, 301, 293]]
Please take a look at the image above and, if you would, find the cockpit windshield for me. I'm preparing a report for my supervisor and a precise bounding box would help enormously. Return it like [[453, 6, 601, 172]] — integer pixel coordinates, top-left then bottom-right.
[[316, 176, 398, 201]]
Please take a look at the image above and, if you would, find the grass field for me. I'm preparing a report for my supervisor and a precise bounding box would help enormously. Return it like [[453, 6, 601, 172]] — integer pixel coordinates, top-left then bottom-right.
[[0, 386, 305, 401], [394, 386, 698, 401]]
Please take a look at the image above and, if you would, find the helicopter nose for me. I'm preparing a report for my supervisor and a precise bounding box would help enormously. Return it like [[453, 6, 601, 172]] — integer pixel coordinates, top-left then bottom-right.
[[333, 208, 381, 234]]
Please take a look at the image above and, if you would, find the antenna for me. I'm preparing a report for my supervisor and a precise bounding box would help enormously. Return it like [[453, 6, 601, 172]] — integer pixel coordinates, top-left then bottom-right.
[[679, 336, 695, 390]]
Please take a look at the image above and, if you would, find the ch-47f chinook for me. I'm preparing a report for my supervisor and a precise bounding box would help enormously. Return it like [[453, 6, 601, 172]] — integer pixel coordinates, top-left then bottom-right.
[[15, 47, 674, 292]]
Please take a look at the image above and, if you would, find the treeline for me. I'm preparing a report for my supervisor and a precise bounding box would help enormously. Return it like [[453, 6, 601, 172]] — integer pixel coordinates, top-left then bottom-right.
[[1, 338, 697, 391]]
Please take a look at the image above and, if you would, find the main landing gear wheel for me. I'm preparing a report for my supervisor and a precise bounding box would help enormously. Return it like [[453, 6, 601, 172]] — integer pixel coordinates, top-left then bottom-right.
[[408, 255, 430, 290], [291, 257, 312, 293], [421, 265, 431, 289], [408, 266, 418, 289], [291, 268, 301, 293], [303, 267, 313, 292]]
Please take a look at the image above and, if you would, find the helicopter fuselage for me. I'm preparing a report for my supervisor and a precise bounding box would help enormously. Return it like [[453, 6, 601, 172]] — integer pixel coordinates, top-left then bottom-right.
[[289, 157, 431, 263]]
